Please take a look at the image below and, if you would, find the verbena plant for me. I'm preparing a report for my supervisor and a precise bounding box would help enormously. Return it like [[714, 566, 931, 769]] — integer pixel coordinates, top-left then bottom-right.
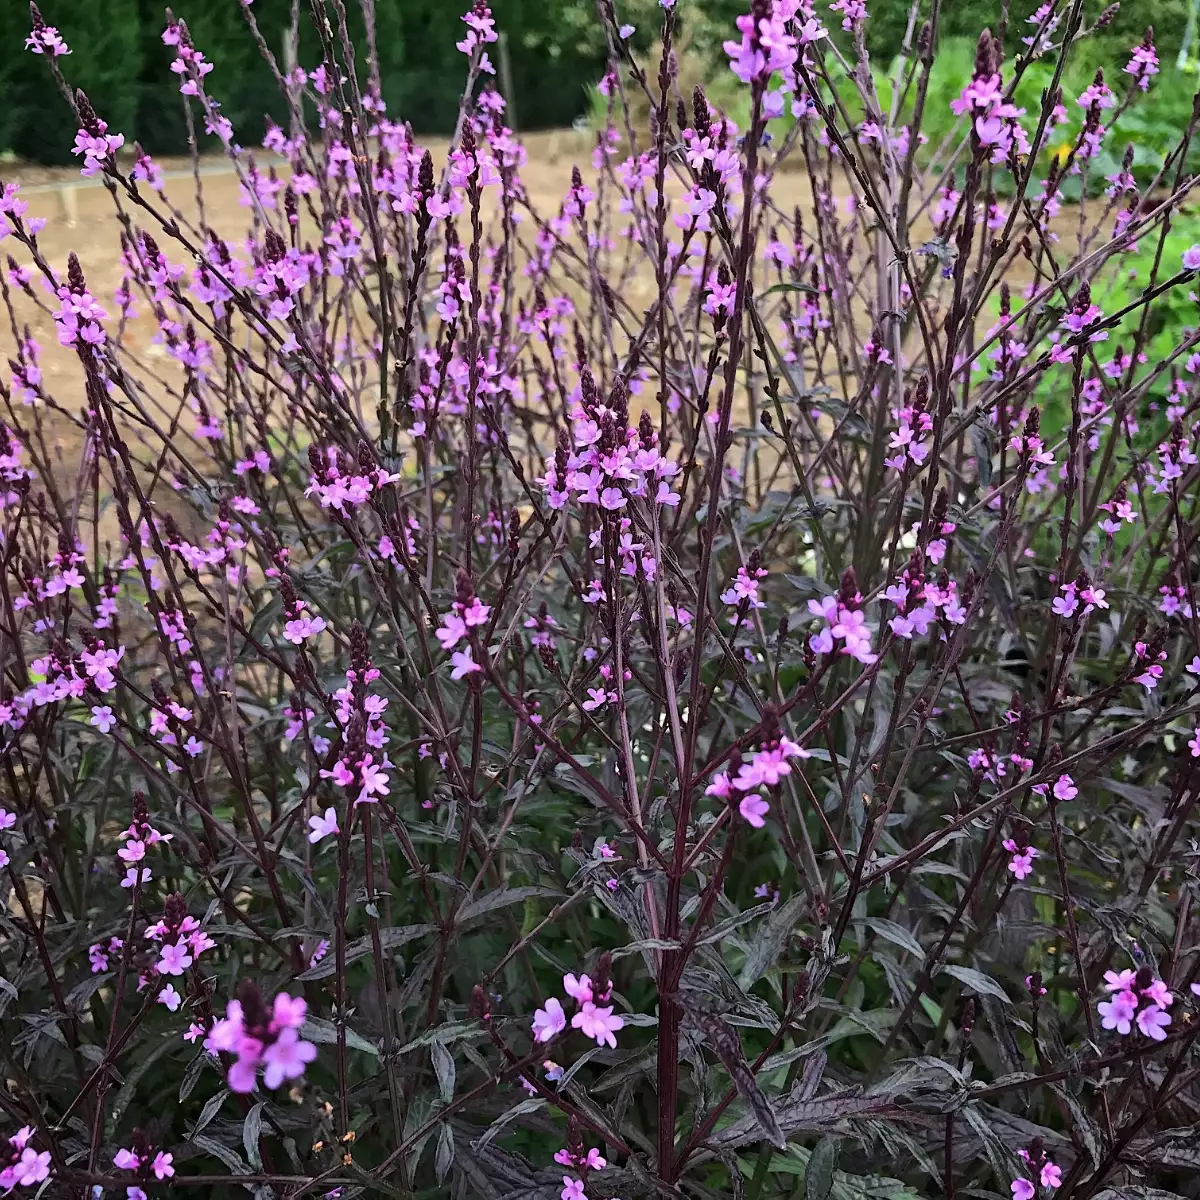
[[2, 1, 1200, 1197]]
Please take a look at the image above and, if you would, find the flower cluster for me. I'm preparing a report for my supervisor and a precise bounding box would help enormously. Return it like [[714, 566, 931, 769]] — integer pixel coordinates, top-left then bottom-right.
[[24, 4, 69, 56], [808, 569, 877, 663], [114, 1130, 175, 1199], [1011, 1139, 1061, 1200], [554, 1117, 609, 1200], [115, 794, 173, 890], [0, 1128, 50, 1193], [436, 570, 492, 680], [143, 892, 216, 1011], [1002, 835, 1038, 881], [706, 733, 810, 828], [952, 32, 1031, 163], [204, 982, 318, 1092], [541, 373, 680, 516], [1097, 966, 1173, 1040], [532, 966, 626, 1050]]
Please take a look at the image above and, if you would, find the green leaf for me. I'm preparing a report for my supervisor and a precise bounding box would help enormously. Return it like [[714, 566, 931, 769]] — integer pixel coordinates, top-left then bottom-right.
[[806, 1137, 840, 1200], [858, 917, 924, 959], [738, 892, 807, 990], [301, 1016, 380, 1057], [435, 1123, 455, 1183], [189, 1089, 229, 1141], [760, 281, 819, 297], [431, 1039, 456, 1104], [297, 924, 435, 980], [458, 886, 561, 923], [192, 1134, 250, 1175], [243, 1100, 265, 1170], [940, 965, 1011, 1005]]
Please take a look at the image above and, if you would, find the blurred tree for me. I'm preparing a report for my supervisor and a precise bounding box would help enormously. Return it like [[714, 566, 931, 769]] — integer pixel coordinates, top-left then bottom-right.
[[0, 0, 143, 165], [0, 0, 1186, 164]]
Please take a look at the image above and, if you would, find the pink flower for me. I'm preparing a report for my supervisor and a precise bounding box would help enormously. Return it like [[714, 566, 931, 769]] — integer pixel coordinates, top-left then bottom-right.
[[532, 997, 566, 1042], [158, 941, 193, 976], [1136, 1003, 1171, 1040], [308, 806, 339, 843], [1052, 774, 1077, 801], [358, 755, 390, 803], [582, 687, 612, 712], [571, 1000, 624, 1048], [1098, 989, 1136, 1034], [262, 1026, 318, 1087], [10, 1146, 51, 1187], [1143, 978, 1173, 1008], [563, 973, 593, 1004], [450, 649, 482, 680], [1183, 245, 1200, 271], [739, 794, 769, 828], [1002, 838, 1038, 880], [1011, 1180, 1035, 1200], [25, 25, 71, 56], [561, 1179, 585, 1200], [1103, 969, 1136, 992], [274, 993, 308, 1029], [436, 613, 467, 650], [152, 1152, 175, 1180], [1041, 1163, 1062, 1189], [283, 614, 326, 644]]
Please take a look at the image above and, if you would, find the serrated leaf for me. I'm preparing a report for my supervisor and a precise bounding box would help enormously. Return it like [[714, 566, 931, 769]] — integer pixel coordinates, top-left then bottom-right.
[[1095, 1191, 1190, 1200], [940, 965, 1011, 1005], [806, 1137, 840, 1200], [472, 1096, 545, 1151], [111, 1033, 177, 1126], [611, 937, 683, 960], [396, 1019, 486, 1056], [761, 281, 819, 297], [738, 892, 807, 990], [297, 924, 434, 980], [458, 886, 561, 923], [301, 1015, 379, 1057], [693, 1009, 785, 1149], [431, 1040, 456, 1104], [711, 1090, 906, 1149], [189, 1089, 228, 1140], [435, 1123, 455, 1183], [859, 917, 924, 959], [699, 902, 775, 945], [243, 1101, 265, 1170], [192, 1133, 250, 1174], [179, 1053, 206, 1102]]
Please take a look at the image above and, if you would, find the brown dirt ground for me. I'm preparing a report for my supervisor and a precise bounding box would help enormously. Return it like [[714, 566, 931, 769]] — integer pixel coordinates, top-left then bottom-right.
[[1, 129, 863, 470]]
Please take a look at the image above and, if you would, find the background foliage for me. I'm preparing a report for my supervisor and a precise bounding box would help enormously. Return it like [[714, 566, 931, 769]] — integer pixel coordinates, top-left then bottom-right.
[[0, 0, 1195, 163]]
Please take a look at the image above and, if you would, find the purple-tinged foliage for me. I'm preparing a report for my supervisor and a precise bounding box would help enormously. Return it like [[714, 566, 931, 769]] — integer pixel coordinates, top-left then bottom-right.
[[0, 0, 1198, 1196]]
